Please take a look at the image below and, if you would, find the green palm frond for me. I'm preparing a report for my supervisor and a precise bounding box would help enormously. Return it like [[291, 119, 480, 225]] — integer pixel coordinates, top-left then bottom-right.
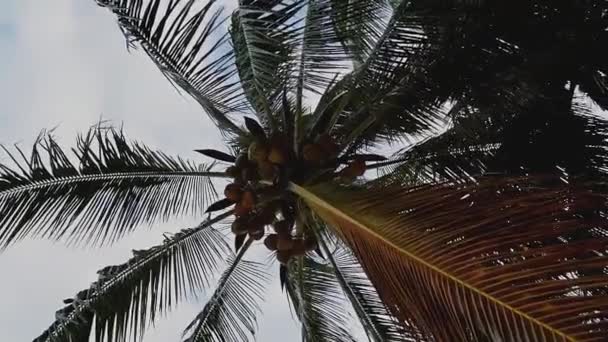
[[34, 212, 232, 342], [230, 0, 303, 129], [285, 254, 356, 342], [324, 242, 422, 342], [95, 0, 246, 135], [373, 96, 608, 186], [183, 238, 270, 342], [330, 0, 392, 66], [0, 127, 222, 247], [331, 1, 447, 147]]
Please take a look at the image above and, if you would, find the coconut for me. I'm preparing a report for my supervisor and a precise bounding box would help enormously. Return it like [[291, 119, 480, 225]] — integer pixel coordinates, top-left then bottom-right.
[[268, 146, 287, 165], [264, 234, 278, 251], [234, 202, 251, 217], [224, 183, 242, 202], [235, 154, 250, 169], [340, 158, 366, 179], [267, 134, 289, 164], [240, 190, 256, 210], [257, 160, 277, 181], [248, 141, 269, 162]]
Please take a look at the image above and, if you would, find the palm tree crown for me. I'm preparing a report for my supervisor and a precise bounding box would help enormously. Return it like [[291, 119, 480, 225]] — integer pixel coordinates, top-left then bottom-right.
[[2, 0, 608, 341]]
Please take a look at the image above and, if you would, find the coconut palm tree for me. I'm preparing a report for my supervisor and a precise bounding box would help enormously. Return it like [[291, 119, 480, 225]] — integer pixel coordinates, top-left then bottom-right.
[[2, 0, 608, 341]]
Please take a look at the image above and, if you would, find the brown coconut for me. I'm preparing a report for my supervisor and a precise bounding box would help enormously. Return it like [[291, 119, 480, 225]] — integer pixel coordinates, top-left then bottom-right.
[[234, 202, 251, 217], [240, 190, 256, 210], [248, 141, 270, 162], [257, 160, 277, 181], [224, 183, 242, 202]]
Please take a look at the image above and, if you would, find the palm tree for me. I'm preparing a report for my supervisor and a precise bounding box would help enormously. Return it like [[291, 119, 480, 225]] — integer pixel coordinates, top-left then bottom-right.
[[2, 0, 608, 341]]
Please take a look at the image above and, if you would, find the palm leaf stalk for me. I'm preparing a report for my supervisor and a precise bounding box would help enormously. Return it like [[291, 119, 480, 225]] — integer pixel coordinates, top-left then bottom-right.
[[4, 0, 608, 340]]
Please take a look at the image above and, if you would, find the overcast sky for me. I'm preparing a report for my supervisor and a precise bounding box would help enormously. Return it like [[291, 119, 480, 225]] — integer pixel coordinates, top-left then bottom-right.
[[0, 0, 307, 340]]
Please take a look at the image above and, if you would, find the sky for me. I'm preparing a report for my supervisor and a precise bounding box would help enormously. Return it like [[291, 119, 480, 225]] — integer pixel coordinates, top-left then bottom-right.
[[0, 0, 310, 340]]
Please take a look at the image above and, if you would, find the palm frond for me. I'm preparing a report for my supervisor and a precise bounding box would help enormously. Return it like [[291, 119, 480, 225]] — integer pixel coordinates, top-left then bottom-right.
[[330, 1, 447, 147], [329, 0, 392, 66], [0, 127, 222, 248], [373, 96, 608, 186], [285, 254, 356, 341], [183, 238, 269, 342], [293, 177, 608, 341], [230, 0, 303, 129], [324, 241, 422, 342], [96, 0, 245, 135], [34, 212, 232, 342]]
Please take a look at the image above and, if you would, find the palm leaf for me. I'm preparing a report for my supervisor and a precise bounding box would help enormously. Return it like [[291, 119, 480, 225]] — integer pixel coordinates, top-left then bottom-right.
[[34, 212, 232, 342], [330, 1, 446, 147], [329, 0, 392, 65], [96, 0, 245, 135], [183, 238, 269, 342], [0, 127, 222, 247], [323, 241, 422, 341], [292, 177, 608, 341], [229, 0, 302, 129], [284, 254, 356, 341], [373, 97, 608, 186]]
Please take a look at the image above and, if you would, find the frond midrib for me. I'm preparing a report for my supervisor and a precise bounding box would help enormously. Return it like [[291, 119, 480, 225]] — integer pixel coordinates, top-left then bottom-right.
[[0, 170, 228, 198], [290, 182, 573, 342]]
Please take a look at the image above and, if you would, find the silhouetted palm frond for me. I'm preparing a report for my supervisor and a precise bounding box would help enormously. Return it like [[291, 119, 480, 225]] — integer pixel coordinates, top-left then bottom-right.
[[183, 238, 270, 342], [285, 254, 356, 341], [326, 243, 422, 342], [0, 127, 221, 247], [96, 0, 247, 134], [34, 213, 231, 342], [230, 0, 303, 130]]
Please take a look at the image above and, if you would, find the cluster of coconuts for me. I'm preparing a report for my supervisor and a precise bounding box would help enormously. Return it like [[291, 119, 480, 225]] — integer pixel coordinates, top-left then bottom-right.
[[222, 130, 322, 264], [203, 117, 375, 264]]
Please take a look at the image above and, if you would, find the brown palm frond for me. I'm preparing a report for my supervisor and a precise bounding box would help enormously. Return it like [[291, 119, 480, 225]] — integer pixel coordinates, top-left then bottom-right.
[[291, 176, 608, 341]]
